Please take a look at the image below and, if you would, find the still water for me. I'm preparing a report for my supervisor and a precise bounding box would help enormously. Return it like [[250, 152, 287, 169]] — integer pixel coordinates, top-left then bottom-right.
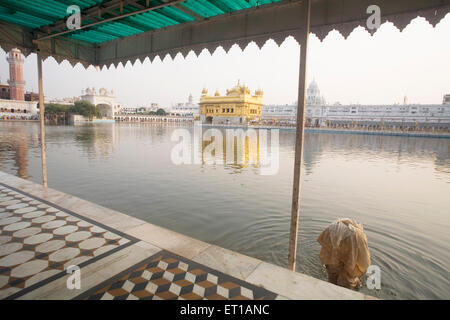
[[0, 121, 449, 300]]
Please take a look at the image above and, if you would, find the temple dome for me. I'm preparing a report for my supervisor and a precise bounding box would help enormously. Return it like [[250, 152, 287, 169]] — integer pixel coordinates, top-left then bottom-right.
[[306, 79, 325, 106]]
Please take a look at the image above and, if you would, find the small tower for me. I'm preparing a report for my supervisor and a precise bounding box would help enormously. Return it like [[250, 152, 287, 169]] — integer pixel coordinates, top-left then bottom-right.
[[7, 48, 25, 101]]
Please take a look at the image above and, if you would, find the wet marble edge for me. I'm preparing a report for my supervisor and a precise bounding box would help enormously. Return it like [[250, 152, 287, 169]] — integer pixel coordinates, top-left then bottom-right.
[[244, 262, 369, 300], [126, 223, 211, 260], [191, 245, 262, 281]]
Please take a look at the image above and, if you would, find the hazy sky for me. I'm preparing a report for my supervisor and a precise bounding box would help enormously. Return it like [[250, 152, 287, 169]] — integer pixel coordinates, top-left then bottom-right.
[[0, 15, 449, 107]]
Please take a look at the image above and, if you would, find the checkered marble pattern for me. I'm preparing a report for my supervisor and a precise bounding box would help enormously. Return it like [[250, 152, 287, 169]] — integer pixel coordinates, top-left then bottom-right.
[[0, 184, 136, 299], [76, 251, 277, 300]]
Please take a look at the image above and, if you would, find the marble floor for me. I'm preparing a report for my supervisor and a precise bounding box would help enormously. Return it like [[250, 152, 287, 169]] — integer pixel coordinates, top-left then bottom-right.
[[76, 250, 277, 300], [0, 183, 136, 299], [0, 171, 374, 300]]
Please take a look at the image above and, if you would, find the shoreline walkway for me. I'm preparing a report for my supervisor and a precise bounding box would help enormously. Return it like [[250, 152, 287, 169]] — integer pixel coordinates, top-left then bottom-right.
[[200, 123, 450, 139], [0, 171, 374, 300]]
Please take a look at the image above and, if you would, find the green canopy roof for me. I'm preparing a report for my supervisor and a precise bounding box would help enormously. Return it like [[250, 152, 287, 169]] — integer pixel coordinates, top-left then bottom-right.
[[0, 0, 281, 44], [0, 0, 449, 67]]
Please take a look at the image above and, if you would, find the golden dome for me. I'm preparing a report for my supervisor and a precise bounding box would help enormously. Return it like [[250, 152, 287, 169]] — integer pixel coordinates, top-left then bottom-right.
[[214, 90, 220, 96], [201, 88, 208, 95], [255, 88, 263, 96]]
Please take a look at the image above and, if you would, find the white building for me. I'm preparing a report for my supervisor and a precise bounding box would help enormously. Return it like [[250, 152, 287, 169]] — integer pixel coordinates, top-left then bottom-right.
[[262, 80, 450, 130], [306, 79, 326, 106], [46, 97, 80, 105], [170, 94, 199, 117], [307, 103, 450, 129], [262, 103, 297, 124], [80, 87, 121, 118], [120, 106, 139, 114], [0, 99, 38, 119]]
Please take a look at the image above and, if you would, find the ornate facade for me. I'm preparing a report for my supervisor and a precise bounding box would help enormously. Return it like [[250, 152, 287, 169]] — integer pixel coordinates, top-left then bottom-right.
[[262, 81, 450, 130], [200, 81, 263, 125], [170, 93, 199, 117], [80, 87, 121, 118]]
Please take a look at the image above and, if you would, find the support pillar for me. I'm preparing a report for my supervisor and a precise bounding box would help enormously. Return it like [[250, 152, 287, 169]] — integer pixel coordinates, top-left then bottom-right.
[[288, 0, 311, 271], [37, 53, 47, 187]]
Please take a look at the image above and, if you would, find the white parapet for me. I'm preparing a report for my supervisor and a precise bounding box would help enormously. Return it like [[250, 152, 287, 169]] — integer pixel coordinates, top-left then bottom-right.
[[0, 98, 38, 115]]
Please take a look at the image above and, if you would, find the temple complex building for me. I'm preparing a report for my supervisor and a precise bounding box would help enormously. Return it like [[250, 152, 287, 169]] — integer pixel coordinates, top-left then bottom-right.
[[80, 87, 121, 118], [170, 94, 199, 117], [262, 80, 450, 131], [200, 81, 263, 125]]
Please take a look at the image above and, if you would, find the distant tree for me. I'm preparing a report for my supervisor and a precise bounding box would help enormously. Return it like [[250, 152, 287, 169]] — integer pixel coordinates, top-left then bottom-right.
[[156, 108, 166, 116], [69, 101, 101, 120], [44, 103, 71, 115]]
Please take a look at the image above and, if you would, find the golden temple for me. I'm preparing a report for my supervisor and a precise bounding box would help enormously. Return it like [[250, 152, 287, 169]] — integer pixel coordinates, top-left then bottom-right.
[[199, 81, 263, 125]]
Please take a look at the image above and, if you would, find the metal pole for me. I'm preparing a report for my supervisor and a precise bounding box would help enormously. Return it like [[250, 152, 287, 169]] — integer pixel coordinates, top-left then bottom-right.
[[288, 0, 311, 271], [37, 53, 47, 187]]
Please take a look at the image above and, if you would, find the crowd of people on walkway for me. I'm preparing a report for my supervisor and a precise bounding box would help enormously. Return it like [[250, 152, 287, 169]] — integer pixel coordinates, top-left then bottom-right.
[[0, 112, 39, 121]]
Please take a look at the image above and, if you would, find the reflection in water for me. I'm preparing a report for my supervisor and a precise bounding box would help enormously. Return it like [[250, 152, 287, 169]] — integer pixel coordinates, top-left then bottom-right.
[[199, 128, 279, 175], [0, 123, 39, 179], [0, 121, 449, 300]]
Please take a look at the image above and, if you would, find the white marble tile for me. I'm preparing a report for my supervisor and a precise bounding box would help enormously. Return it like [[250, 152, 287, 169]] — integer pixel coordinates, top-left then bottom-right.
[[24, 232, 53, 245], [66, 231, 91, 242], [14, 206, 37, 214], [10, 259, 48, 278], [127, 223, 210, 259], [49, 247, 80, 262], [0, 250, 34, 267], [192, 245, 262, 281], [78, 237, 106, 250], [4, 221, 31, 232], [0, 242, 23, 257], [53, 225, 78, 235], [35, 239, 66, 253], [13, 227, 41, 238], [0, 216, 21, 226], [18, 242, 160, 300], [6, 203, 28, 210]]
